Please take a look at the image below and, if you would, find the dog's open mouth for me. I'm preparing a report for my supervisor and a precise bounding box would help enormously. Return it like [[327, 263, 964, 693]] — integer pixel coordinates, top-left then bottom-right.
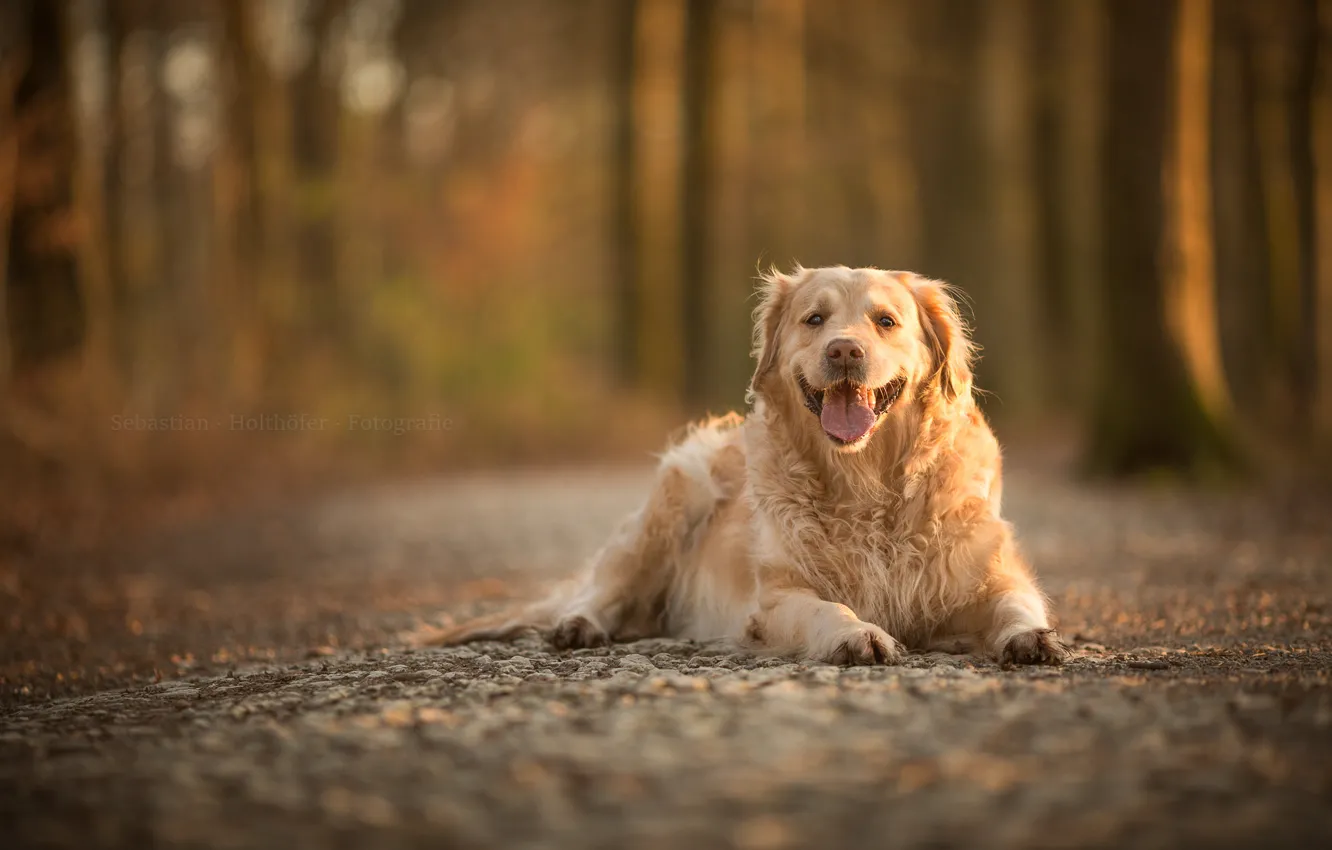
[[799, 374, 905, 445]]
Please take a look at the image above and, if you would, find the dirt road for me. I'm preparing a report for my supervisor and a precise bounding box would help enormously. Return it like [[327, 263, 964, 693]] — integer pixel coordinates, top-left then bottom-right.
[[3, 466, 1331, 848]]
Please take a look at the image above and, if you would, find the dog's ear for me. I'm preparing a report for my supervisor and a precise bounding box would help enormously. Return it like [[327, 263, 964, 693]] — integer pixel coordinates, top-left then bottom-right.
[[910, 276, 974, 402], [747, 267, 798, 402]]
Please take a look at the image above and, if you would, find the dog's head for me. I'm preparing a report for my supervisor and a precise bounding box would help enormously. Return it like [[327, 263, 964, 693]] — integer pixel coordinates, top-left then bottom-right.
[[749, 266, 973, 453]]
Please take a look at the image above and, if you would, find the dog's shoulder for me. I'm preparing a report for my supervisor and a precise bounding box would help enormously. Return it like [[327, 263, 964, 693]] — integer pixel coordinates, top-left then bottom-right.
[[657, 412, 749, 500], [920, 403, 1004, 515]]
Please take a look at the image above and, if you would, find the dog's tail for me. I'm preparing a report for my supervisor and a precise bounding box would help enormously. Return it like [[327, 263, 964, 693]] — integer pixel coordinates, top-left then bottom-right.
[[421, 588, 570, 646]]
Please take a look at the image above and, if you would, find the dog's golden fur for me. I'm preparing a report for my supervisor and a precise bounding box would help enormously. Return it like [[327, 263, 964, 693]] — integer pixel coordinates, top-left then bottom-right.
[[432, 266, 1067, 665]]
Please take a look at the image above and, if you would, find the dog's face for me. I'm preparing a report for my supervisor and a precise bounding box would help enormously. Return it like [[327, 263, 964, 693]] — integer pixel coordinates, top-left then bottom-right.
[[750, 267, 972, 453]]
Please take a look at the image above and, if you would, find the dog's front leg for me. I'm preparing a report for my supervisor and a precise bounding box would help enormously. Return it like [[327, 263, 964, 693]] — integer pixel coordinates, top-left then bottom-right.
[[937, 530, 1070, 668], [928, 515, 1069, 666], [947, 554, 1069, 666], [746, 583, 902, 665], [979, 582, 1070, 665]]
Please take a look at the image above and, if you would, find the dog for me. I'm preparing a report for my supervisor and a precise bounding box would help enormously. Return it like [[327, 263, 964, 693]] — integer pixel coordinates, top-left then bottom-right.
[[430, 266, 1067, 666]]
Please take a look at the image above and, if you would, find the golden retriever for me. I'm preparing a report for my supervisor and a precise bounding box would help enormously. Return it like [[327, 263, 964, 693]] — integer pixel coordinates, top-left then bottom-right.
[[431, 266, 1067, 665]]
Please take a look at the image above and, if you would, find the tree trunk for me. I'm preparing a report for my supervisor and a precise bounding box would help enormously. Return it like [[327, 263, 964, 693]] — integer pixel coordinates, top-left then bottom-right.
[[1212, 0, 1273, 412], [1315, 0, 1332, 440], [103, 0, 131, 383], [4, 0, 82, 375], [64, 0, 116, 399], [294, 0, 345, 343], [1035, 0, 1103, 414], [867, 0, 922, 272], [0, 41, 25, 390], [610, 0, 640, 389], [219, 0, 267, 402], [704, 0, 756, 403], [804, 0, 860, 264], [749, 0, 805, 263], [1088, 0, 1243, 477], [1289, 0, 1320, 431], [632, 0, 686, 399], [1060, 0, 1105, 414], [224, 0, 297, 394], [1250, 0, 1311, 428], [913, 2, 988, 364], [1164, 0, 1234, 427], [977, 0, 1044, 420], [681, 0, 715, 408]]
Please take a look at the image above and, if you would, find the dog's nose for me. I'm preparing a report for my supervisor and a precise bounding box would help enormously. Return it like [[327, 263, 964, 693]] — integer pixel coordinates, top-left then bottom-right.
[[825, 338, 864, 361]]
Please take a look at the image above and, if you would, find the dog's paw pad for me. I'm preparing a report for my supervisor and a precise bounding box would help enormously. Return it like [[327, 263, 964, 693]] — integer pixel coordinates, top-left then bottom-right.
[[550, 615, 609, 650], [1000, 628, 1070, 666], [825, 625, 902, 666]]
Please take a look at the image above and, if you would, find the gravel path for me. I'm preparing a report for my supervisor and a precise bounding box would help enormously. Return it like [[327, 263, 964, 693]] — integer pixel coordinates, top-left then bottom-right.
[[3, 466, 1331, 848]]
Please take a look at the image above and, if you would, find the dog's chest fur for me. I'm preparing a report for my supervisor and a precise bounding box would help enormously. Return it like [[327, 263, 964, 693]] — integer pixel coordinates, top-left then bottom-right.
[[742, 396, 1002, 644], [754, 484, 978, 644]]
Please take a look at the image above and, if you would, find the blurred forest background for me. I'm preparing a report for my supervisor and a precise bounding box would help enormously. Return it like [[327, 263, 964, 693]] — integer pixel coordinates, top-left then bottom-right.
[[1, 0, 1331, 546]]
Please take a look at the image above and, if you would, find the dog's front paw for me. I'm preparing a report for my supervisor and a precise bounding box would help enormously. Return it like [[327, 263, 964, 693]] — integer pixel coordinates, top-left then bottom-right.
[[550, 615, 609, 650], [1000, 628, 1070, 666], [822, 624, 902, 666]]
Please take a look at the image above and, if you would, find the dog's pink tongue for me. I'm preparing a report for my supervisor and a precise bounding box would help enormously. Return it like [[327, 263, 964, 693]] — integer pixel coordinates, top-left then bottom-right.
[[820, 385, 875, 443]]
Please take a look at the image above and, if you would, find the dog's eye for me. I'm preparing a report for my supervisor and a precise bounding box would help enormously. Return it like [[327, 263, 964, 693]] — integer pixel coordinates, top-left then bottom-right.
[[877, 315, 896, 329], [805, 314, 824, 327]]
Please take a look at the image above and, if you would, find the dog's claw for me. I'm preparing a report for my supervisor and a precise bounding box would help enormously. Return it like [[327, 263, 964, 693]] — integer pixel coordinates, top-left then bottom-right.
[[1000, 628, 1070, 666], [550, 615, 609, 650], [825, 624, 901, 666]]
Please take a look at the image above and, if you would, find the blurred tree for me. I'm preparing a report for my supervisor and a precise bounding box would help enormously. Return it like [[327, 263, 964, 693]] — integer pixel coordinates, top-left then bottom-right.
[[1213, 0, 1274, 417], [700, 0, 757, 405], [1165, 0, 1234, 432], [3, 0, 82, 375], [1089, 0, 1242, 477], [1289, 0, 1321, 433], [101, 0, 129, 383], [681, 0, 716, 407], [801, 0, 919, 271], [293, 0, 345, 341], [912, 1, 989, 382], [977, 0, 1044, 419], [748, 0, 804, 263], [868, 0, 922, 272], [633, 0, 686, 400], [610, 0, 640, 389], [220, 0, 267, 401], [159, 1, 221, 398], [1034, 0, 1103, 415], [0, 3, 27, 390], [1249, 0, 1319, 431], [1317, 0, 1332, 440], [227, 0, 304, 395], [65, 0, 116, 396]]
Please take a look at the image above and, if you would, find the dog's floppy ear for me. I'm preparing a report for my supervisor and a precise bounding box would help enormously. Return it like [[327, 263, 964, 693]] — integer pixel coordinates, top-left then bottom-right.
[[747, 267, 798, 402], [910, 275, 974, 402]]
